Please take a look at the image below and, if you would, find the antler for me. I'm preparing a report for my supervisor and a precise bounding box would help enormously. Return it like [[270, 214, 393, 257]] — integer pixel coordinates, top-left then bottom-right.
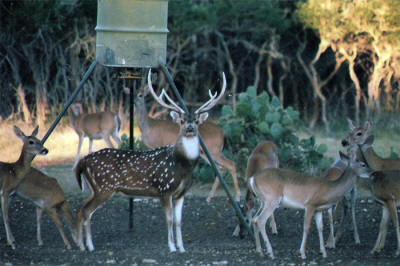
[[195, 72, 226, 114], [147, 69, 185, 114]]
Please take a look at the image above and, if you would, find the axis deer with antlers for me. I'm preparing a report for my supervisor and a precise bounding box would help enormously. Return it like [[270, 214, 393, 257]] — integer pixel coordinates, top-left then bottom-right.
[[133, 84, 239, 202], [69, 103, 122, 167], [249, 150, 374, 259], [15, 167, 76, 249], [75, 69, 226, 252], [0, 126, 48, 249], [233, 141, 279, 238]]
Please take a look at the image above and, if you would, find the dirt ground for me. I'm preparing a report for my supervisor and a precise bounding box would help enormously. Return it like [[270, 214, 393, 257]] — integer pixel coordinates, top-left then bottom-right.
[[1, 164, 399, 265]]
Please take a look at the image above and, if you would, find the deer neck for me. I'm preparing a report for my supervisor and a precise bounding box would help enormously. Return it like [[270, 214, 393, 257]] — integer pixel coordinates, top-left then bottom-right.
[[329, 166, 357, 196], [174, 136, 200, 163], [361, 146, 381, 170], [135, 102, 151, 132], [14, 148, 35, 180]]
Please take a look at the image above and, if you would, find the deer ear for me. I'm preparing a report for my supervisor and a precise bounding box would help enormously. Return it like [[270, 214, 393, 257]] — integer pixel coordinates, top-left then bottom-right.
[[339, 151, 347, 159], [31, 126, 39, 137], [365, 135, 374, 146], [198, 112, 209, 125], [364, 120, 371, 132], [14, 126, 26, 139], [170, 111, 181, 124], [347, 118, 356, 131]]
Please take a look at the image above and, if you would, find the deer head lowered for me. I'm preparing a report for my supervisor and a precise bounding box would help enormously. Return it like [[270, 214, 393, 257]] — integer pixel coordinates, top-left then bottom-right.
[[75, 69, 226, 252]]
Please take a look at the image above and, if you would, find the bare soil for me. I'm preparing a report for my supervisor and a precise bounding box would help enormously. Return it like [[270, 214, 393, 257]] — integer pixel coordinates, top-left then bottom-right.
[[1, 164, 399, 265]]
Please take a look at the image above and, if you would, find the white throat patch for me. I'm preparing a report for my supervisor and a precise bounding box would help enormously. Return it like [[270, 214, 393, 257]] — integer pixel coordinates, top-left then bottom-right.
[[182, 137, 200, 160]]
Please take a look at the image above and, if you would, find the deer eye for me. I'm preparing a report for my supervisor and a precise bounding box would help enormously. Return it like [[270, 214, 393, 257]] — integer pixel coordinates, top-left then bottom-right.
[[356, 132, 362, 136], [29, 140, 35, 145]]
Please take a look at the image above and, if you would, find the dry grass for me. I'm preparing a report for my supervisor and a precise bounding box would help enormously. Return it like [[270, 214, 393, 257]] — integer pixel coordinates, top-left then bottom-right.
[[0, 121, 140, 166], [1, 119, 399, 168]]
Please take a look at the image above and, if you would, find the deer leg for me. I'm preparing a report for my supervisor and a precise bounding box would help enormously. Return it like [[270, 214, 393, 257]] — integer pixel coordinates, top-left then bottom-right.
[[46, 207, 72, 249], [173, 197, 185, 252], [103, 135, 115, 149], [1, 193, 15, 249], [58, 201, 77, 245], [74, 135, 84, 168], [315, 211, 327, 258], [112, 133, 122, 148], [161, 196, 176, 252], [387, 200, 400, 256], [300, 206, 316, 259], [77, 192, 112, 251], [252, 200, 277, 259], [371, 205, 390, 254], [206, 155, 240, 203], [207, 176, 220, 203], [36, 207, 44, 246], [251, 198, 265, 255], [269, 213, 278, 235], [350, 186, 360, 244], [326, 207, 335, 248], [88, 138, 94, 153], [218, 156, 240, 202], [334, 197, 348, 245]]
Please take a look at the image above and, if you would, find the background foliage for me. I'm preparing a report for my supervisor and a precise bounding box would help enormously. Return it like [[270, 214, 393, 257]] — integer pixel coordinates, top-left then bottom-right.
[[1, 0, 400, 178]]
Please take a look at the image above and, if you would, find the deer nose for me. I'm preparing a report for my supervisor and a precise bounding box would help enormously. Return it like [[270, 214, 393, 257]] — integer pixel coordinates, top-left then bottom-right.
[[341, 139, 349, 147], [40, 148, 49, 155]]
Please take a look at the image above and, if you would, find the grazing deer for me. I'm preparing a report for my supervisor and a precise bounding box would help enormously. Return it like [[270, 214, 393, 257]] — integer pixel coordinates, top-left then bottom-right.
[[16, 167, 76, 249], [0, 126, 48, 249], [75, 69, 226, 252], [249, 151, 373, 259], [357, 136, 400, 256], [134, 84, 239, 202], [69, 103, 122, 167], [233, 141, 279, 238]]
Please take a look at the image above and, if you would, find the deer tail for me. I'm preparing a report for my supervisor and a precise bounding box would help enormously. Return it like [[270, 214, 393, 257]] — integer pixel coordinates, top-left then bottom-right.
[[74, 159, 86, 191]]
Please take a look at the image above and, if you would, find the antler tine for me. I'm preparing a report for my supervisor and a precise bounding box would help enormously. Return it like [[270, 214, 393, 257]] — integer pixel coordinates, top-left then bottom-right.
[[195, 72, 226, 114], [147, 69, 185, 114]]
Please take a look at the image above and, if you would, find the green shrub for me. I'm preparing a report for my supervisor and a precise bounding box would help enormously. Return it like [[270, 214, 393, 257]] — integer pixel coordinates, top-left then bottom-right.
[[119, 133, 147, 151], [217, 86, 330, 176]]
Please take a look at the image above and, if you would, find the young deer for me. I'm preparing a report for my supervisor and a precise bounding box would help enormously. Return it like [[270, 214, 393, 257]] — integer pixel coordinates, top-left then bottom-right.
[[249, 151, 374, 259], [16, 167, 76, 249], [233, 141, 279, 238], [75, 69, 226, 252], [337, 119, 400, 246], [69, 103, 122, 167], [357, 136, 400, 256], [343, 119, 400, 170], [134, 84, 239, 202], [0, 126, 48, 249]]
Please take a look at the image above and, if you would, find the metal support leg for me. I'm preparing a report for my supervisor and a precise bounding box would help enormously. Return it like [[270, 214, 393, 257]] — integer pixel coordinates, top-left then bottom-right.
[[41, 61, 98, 145], [129, 82, 135, 230], [158, 63, 253, 237]]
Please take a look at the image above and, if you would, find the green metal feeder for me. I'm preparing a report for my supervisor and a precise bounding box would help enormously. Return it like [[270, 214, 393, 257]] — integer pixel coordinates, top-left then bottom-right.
[[96, 0, 168, 67]]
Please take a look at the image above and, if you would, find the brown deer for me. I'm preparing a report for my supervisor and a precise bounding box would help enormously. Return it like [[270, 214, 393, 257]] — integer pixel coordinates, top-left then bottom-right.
[[337, 119, 400, 246], [343, 119, 400, 170], [249, 151, 374, 259], [69, 103, 122, 167], [75, 69, 226, 252], [233, 141, 279, 238], [134, 84, 239, 202], [357, 136, 400, 256], [0, 126, 48, 249], [15, 167, 76, 249]]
